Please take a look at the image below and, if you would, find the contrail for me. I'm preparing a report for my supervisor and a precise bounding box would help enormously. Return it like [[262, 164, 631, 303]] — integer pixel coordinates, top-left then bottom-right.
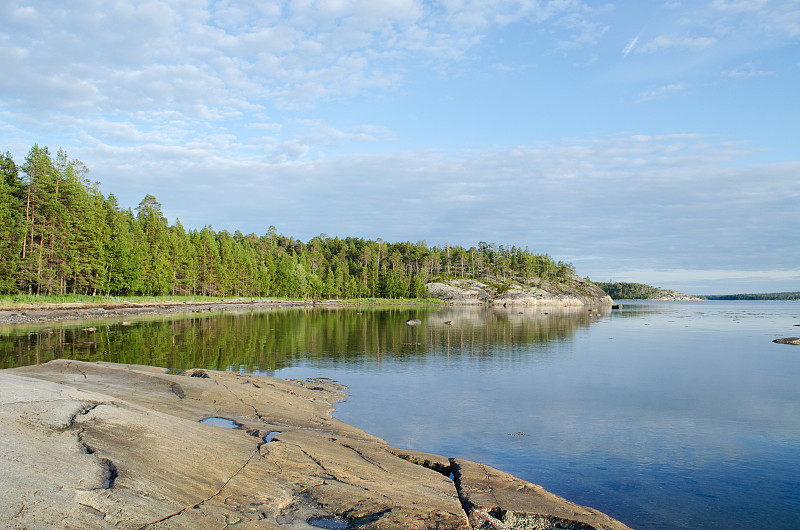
[[622, 33, 640, 57]]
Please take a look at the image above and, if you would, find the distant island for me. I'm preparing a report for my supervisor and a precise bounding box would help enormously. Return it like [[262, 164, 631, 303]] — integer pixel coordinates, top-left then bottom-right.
[[597, 282, 799, 301], [595, 282, 702, 301], [701, 292, 800, 301]]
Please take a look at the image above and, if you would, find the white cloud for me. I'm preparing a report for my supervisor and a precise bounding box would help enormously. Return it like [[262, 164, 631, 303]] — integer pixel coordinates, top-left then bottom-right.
[[723, 62, 774, 78], [758, 2, 800, 37], [0, 0, 614, 117], [639, 34, 717, 52], [2, 1, 799, 295], [637, 269, 800, 282], [712, 0, 769, 13], [63, 134, 797, 288], [637, 83, 686, 102], [710, 0, 800, 38], [597, 268, 800, 295], [269, 140, 311, 162]]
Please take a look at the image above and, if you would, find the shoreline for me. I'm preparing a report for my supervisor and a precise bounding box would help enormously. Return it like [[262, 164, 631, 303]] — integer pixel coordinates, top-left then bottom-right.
[[0, 295, 610, 326], [0, 299, 405, 326], [1, 359, 633, 529]]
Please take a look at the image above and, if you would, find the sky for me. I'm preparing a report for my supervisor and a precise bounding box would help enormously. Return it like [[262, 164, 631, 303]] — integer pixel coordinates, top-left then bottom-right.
[[1, 0, 798, 295]]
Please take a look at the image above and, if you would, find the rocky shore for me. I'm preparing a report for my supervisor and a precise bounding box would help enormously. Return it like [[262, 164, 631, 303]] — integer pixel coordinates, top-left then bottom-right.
[[0, 299, 343, 326], [0, 274, 616, 327], [426, 276, 613, 307], [648, 291, 704, 302], [1, 360, 632, 529]]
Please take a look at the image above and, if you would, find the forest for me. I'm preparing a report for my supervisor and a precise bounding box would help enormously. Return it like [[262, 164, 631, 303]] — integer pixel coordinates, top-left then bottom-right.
[[596, 282, 800, 300], [595, 282, 670, 300], [0, 145, 576, 299], [703, 292, 800, 301]]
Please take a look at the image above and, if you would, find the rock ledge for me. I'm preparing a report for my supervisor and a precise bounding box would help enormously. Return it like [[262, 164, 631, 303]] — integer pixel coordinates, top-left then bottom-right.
[[1, 360, 631, 529], [427, 276, 613, 307]]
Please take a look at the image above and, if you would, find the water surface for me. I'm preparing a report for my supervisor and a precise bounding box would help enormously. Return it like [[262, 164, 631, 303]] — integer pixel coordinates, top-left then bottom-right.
[[2, 301, 799, 529]]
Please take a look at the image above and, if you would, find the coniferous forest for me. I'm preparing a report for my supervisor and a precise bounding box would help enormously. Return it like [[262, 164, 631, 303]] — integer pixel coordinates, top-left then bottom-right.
[[594, 282, 668, 300], [0, 145, 577, 298]]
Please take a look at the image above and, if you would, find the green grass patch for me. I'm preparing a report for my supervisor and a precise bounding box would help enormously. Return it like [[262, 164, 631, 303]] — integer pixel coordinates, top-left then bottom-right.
[[0, 294, 444, 310], [0, 294, 274, 309], [335, 297, 443, 305]]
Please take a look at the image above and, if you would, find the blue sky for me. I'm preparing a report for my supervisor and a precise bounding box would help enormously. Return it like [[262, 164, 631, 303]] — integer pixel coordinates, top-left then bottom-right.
[[1, 0, 798, 294]]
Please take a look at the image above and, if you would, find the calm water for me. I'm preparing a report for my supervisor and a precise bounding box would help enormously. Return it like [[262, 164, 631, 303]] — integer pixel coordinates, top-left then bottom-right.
[[2, 301, 799, 529]]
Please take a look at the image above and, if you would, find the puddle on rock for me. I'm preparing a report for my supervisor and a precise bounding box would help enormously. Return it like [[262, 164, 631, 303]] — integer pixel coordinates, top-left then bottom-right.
[[264, 431, 281, 442], [308, 516, 351, 529], [198, 417, 241, 429]]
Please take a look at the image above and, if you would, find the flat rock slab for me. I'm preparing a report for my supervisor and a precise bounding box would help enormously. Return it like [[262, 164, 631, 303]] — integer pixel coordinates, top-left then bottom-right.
[[1, 360, 632, 529], [452, 459, 631, 529]]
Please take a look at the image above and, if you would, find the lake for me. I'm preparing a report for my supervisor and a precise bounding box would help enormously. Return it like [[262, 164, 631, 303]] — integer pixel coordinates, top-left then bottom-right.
[[2, 300, 799, 529]]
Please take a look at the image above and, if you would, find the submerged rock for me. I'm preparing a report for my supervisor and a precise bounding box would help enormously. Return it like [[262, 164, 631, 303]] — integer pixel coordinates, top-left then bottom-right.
[[0, 360, 632, 529], [773, 337, 800, 345]]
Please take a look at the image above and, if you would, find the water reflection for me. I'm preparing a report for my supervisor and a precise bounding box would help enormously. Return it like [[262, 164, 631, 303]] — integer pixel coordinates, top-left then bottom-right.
[[199, 417, 241, 429], [0, 305, 607, 371], [2, 302, 799, 529]]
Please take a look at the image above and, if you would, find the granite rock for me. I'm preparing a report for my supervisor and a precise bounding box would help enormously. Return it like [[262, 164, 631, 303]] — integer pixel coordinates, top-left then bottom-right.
[[1, 360, 632, 529]]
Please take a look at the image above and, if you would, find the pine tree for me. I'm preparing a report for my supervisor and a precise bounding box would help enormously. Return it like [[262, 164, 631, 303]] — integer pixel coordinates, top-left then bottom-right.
[[0, 152, 23, 292]]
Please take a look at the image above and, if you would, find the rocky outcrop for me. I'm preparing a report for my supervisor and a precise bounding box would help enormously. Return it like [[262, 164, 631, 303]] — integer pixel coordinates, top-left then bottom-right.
[[427, 276, 613, 307], [0, 299, 351, 326], [426, 280, 493, 304], [773, 337, 800, 345], [650, 291, 704, 301], [452, 459, 631, 530], [1, 360, 632, 529]]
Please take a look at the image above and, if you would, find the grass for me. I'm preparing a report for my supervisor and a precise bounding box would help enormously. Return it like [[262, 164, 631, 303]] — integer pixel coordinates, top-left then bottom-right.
[[0, 294, 444, 310], [0, 294, 265, 310], [341, 297, 443, 305]]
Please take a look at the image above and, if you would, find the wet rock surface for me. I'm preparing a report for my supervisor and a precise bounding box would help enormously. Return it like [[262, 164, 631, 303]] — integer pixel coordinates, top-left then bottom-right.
[[1, 360, 632, 529]]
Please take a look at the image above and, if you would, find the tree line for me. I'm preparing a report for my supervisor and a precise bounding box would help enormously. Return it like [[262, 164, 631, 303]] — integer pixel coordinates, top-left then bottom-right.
[[0, 145, 576, 299], [702, 292, 800, 301], [595, 282, 668, 300]]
